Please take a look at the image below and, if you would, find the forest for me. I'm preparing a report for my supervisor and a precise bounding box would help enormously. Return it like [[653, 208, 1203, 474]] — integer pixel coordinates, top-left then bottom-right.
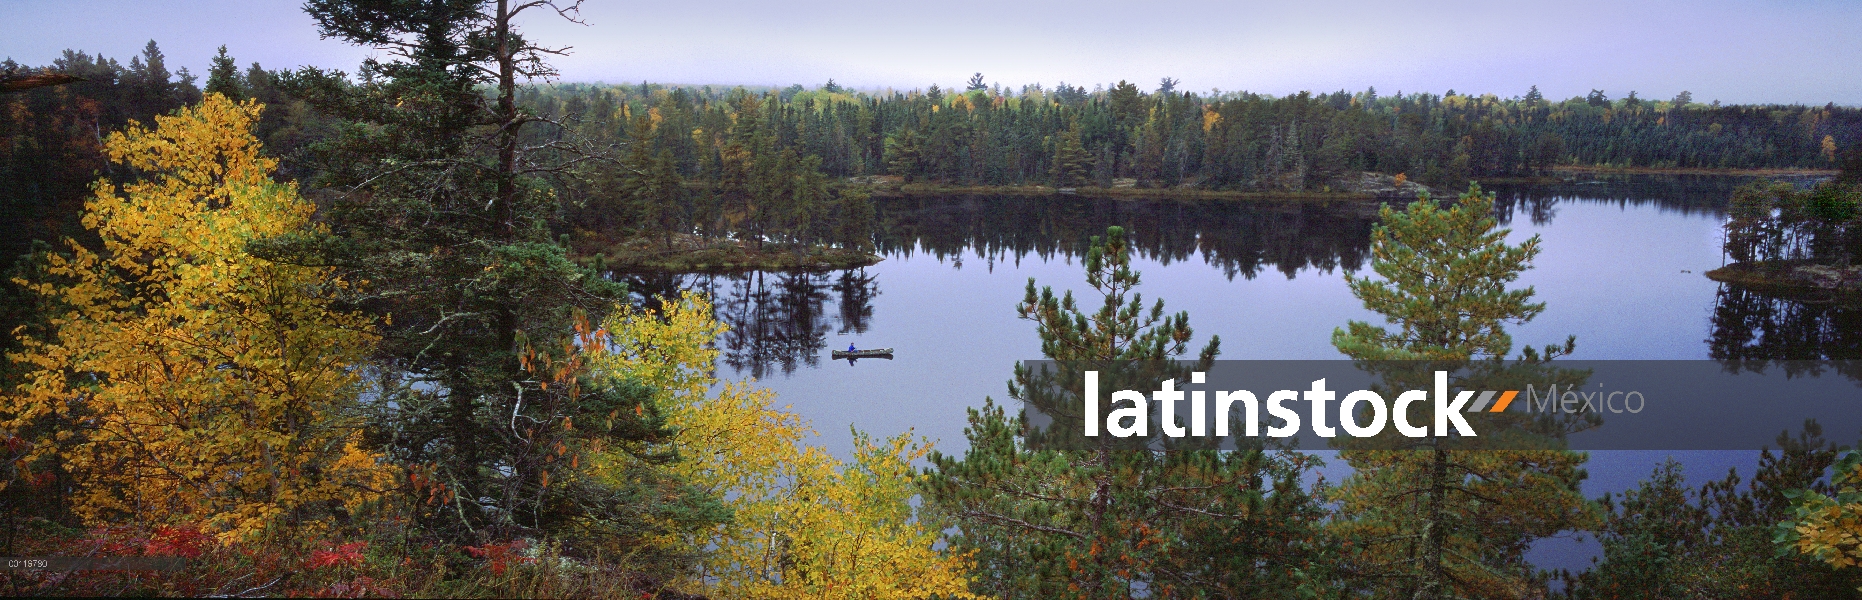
[[9, 39, 1862, 270], [3, 1, 1862, 597]]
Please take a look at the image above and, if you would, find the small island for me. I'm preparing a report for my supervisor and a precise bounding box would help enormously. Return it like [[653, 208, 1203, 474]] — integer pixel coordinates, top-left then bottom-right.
[[1706, 162, 1861, 301], [1707, 260, 1861, 299]]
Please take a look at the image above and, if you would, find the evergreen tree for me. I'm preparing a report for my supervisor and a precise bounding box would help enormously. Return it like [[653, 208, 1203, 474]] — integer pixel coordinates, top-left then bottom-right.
[[641, 150, 686, 248], [925, 226, 1331, 598], [1563, 460, 1703, 598], [286, 0, 679, 544], [786, 153, 830, 245], [884, 128, 922, 182], [204, 45, 242, 99], [1329, 185, 1596, 599], [125, 40, 180, 119], [616, 111, 660, 231], [1049, 122, 1091, 187], [834, 187, 875, 252], [1565, 424, 1862, 597], [1107, 80, 1144, 125], [1700, 423, 1860, 596]]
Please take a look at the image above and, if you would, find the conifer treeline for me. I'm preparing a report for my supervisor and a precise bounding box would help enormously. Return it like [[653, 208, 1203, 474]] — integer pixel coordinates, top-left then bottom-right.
[[0, 44, 303, 260], [523, 79, 1862, 194], [9, 46, 1862, 263]]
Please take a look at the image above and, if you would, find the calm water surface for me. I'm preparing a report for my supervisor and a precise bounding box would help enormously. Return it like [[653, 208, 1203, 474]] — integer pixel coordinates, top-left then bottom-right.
[[615, 176, 1860, 568]]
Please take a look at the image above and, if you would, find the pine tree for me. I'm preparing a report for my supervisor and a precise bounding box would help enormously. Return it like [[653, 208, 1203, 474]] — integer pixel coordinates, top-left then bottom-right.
[[641, 149, 686, 249], [884, 128, 923, 182], [204, 45, 242, 99], [1329, 184, 1596, 598], [291, 0, 637, 541], [125, 40, 180, 120], [1567, 424, 1862, 596], [616, 111, 671, 242], [1048, 122, 1091, 187], [1107, 80, 1144, 126], [1562, 460, 1703, 597], [834, 187, 875, 252], [925, 226, 1331, 598]]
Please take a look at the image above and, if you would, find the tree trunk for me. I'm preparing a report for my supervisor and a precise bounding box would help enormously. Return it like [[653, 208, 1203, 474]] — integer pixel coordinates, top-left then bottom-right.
[[495, 0, 518, 242], [1414, 439, 1448, 600], [1085, 443, 1112, 598]]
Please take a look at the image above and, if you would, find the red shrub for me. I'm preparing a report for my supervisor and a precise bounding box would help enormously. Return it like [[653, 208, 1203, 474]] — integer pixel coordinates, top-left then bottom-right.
[[462, 539, 533, 575], [307, 541, 368, 570], [145, 524, 211, 558]]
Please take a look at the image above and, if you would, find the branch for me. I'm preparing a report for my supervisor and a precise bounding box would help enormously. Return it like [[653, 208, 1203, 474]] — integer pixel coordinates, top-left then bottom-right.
[[960, 510, 1087, 540], [1155, 499, 1249, 519], [0, 71, 83, 93]]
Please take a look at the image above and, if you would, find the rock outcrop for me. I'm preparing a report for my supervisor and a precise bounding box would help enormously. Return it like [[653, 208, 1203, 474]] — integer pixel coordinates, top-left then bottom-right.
[[1331, 172, 1452, 200], [1706, 261, 1862, 299]]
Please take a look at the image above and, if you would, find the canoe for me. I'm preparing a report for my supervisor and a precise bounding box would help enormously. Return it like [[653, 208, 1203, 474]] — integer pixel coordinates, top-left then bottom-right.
[[832, 348, 894, 359]]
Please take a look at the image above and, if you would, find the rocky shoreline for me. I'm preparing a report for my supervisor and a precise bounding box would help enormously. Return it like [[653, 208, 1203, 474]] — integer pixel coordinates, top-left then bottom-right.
[[1706, 260, 1862, 301]]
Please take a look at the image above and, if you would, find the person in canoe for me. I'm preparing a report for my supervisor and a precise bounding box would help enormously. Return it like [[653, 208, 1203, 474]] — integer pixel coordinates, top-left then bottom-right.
[[846, 343, 858, 365]]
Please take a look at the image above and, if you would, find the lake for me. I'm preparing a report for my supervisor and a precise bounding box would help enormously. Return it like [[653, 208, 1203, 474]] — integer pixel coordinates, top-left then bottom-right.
[[613, 175, 1860, 568]]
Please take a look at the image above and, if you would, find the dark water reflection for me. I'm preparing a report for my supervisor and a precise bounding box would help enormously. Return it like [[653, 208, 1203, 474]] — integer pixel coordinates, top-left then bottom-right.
[[614, 176, 1856, 380], [617, 196, 1388, 378], [619, 269, 882, 378], [1709, 286, 1862, 361], [1489, 173, 1827, 224], [607, 176, 1857, 575], [869, 195, 1379, 281]]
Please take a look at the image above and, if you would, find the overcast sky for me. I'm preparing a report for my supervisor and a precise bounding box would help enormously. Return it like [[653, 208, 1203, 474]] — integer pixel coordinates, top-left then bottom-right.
[[5, 0, 1860, 105]]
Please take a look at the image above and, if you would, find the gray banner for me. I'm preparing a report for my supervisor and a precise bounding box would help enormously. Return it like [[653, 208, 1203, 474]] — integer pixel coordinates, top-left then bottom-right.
[[1015, 360, 1862, 451]]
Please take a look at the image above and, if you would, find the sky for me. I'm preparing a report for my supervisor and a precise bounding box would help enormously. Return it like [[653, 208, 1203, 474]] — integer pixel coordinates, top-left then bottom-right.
[[4, 0, 1860, 105]]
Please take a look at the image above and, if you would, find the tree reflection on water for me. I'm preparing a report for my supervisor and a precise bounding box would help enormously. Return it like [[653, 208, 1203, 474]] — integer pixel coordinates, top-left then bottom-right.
[[612, 267, 880, 378], [1708, 285, 1862, 361], [600, 184, 1833, 379]]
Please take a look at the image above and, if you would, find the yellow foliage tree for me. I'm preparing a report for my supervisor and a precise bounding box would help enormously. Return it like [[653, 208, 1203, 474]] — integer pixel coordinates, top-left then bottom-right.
[[591, 292, 975, 598], [1782, 450, 1862, 577], [5, 94, 392, 540]]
